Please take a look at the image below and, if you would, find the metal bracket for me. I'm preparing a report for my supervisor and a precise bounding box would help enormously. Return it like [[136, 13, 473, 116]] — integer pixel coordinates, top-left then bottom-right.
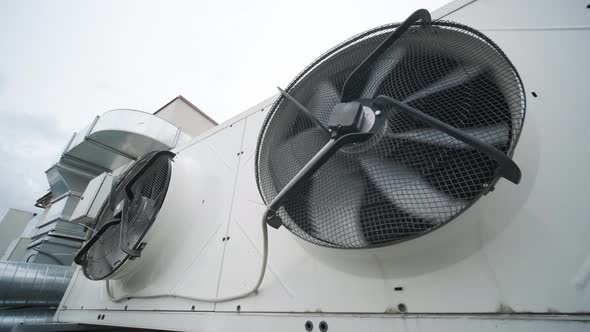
[[341, 9, 432, 102], [372, 95, 521, 184]]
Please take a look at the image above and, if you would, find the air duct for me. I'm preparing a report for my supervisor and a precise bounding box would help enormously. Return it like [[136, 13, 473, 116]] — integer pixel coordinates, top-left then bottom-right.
[[0, 261, 74, 307], [0, 309, 55, 332]]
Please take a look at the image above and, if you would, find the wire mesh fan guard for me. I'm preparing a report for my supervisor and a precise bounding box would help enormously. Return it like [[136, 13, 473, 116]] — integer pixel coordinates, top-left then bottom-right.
[[81, 152, 173, 280], [255, 21, 525, 249]]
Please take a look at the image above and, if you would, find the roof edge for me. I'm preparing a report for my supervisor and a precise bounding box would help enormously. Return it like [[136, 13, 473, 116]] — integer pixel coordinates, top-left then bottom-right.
[[154, 95, 218, 125]]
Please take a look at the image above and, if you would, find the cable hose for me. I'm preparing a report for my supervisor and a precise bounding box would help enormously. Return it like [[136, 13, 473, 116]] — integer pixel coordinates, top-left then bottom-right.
[[105, 215, 269, 303]]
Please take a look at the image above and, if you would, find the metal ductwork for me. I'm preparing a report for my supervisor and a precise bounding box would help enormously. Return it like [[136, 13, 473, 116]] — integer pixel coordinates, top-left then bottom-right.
[[46, 108, 190, 208], [29, 109, 191, 266], [59, 109, 190, 173], [0, 261, 74, 307], [0, 309, 55, 332]]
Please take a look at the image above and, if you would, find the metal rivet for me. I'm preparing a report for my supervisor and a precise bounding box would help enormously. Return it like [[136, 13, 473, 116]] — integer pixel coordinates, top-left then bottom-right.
[[375, 110, 381, 116], [319, 321, 328, 332], [305, 321, 313, 331], [398, 303, 407, 313], [236, 305, 241, 312]]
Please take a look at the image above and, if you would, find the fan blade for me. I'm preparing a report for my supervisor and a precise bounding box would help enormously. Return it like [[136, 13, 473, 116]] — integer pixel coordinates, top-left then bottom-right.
[[270, 128, 330, 190], [341, 9, 431, 102], [306, 81, 340, 115], [278, 87, 329, 133], [371, 95, 521, 184], [388, 123, 509, 149], [360, 156, 466, 223], [360, 48, 407, 99], [306, 161, 368, 246], [402, 64, 483, 104]]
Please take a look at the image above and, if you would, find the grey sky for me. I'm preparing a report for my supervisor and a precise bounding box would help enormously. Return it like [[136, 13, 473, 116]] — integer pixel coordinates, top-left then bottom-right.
[[0, 0, 447, 212]]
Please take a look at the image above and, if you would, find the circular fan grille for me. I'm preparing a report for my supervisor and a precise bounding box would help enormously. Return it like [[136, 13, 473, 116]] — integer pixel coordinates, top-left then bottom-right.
[[82, 152, 172, 280], [255, 21, 525, 249]]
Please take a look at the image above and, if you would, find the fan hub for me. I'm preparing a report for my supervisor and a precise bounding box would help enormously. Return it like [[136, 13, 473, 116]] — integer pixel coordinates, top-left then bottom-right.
[[328, 102, 382, 137], [328, 102, 364, 135]]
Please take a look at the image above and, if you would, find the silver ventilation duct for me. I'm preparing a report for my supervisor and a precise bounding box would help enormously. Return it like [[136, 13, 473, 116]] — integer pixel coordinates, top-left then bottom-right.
[[0, 261, 74, 307], [0, 309, 55, 332]]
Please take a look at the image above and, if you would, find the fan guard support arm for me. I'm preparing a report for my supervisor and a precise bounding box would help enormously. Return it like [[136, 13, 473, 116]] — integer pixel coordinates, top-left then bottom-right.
[[277, 87, 330, 134], [265, 130, 371, 229], [340, 8, 432, 102], [372, 95, 522, 184]]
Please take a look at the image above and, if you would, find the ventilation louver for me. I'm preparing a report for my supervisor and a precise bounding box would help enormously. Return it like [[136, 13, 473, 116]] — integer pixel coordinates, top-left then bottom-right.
[[256, 11, 525, 249], [74, 151, 174, 280]]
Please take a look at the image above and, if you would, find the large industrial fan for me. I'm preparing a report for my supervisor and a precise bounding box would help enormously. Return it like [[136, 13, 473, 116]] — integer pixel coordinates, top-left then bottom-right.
[[74, 151, 174, 280], [255, 10, 525, 248]]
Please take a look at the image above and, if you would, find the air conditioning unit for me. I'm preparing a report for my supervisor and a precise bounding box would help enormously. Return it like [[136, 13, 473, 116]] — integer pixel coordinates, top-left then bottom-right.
[[57, 1, 589, 331]]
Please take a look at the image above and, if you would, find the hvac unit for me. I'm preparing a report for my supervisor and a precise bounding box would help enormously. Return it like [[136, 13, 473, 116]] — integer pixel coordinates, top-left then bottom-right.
[[76, 8, 524, 278], [58, 2, 589, 331]]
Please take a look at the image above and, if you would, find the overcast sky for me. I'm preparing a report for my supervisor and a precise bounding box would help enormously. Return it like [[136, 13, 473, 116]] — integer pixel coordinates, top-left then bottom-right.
[[0, 0, 448, 212]]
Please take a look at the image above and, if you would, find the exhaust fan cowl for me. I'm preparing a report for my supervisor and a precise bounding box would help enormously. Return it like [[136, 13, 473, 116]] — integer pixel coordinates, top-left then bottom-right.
[[255, 15, 525, 249], [74, 151, 174, 280]]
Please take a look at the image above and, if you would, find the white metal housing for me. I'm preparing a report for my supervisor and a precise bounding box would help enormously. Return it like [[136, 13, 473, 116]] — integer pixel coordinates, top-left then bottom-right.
[[57, 0, 590, 330], [70, 173, 114, 226]]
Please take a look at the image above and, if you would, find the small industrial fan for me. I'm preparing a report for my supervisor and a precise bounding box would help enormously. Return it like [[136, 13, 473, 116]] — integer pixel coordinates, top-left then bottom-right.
[[74, 151, 174, 280], [255, 10, 525, 248]]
